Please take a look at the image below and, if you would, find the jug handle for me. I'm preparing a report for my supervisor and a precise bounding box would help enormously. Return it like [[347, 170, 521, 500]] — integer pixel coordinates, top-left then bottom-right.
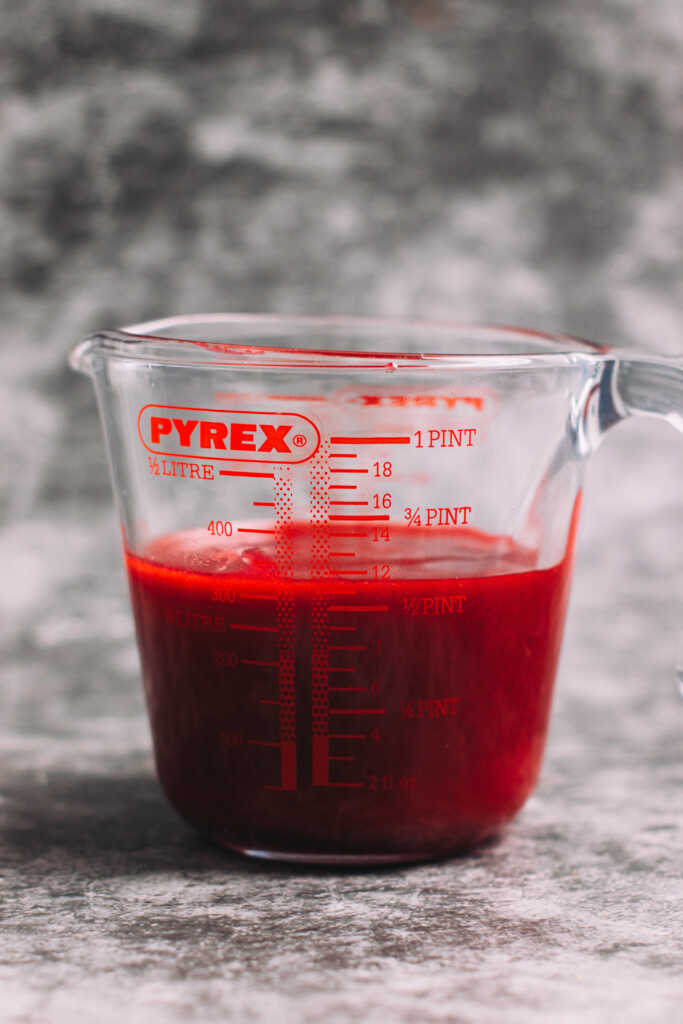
[[587, 354, 683, 440], [587, 353, 683, 697]]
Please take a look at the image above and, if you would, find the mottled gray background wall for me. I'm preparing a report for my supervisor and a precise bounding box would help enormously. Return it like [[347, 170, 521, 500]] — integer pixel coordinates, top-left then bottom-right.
[[1, 4, 682, 1022], [4, 1, 682, 331], [3, 0, 682, 517]]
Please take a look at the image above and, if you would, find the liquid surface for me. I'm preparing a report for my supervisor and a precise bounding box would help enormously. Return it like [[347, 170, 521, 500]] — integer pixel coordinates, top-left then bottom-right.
[[126, 523, 577, 860]]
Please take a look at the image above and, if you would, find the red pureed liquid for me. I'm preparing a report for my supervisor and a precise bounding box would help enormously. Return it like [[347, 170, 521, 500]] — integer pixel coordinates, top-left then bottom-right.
[[125, 516, 578, 862]]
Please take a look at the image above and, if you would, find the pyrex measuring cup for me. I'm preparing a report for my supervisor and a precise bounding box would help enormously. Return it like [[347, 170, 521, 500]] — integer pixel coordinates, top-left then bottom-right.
[[70, 315, 683, 863]]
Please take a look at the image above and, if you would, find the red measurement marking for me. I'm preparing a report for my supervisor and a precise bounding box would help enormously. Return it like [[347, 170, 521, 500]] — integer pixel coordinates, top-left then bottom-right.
[[329, 514, 389, 522], [273, 468, 295, 799], [281, 739, 296, 791], [329, 644, 367, 651], [253, 501, 276, 508], [328, 604, 389, 612], [328, 667, 356, 674], [242, 658, 278, 667], [330, 436, 410, 445], [264, 394, 328, 402], [330, 686, 367, 693], [330, 468, 368, 474], [329, 733, 366, 740], [328, 453, 357, 459], [329, 708, 386, 716], [329, 625, 357, 632], [329, 551, 356, 557], [313, 735, 328, 787], [237, 528, 276, 535], [329, 485, 358, 491], [230, 623, 279, 633], [330, 500, 369, 506], [244, 593, 277, 601], [219, 469, 275, 479]]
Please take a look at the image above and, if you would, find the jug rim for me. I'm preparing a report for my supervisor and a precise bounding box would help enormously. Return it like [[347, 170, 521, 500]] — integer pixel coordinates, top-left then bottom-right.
[[72, 313, 610, 371]]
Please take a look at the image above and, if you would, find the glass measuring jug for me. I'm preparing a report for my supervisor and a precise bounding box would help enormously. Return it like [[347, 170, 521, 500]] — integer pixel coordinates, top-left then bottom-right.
[[71, 316, 683, 863]]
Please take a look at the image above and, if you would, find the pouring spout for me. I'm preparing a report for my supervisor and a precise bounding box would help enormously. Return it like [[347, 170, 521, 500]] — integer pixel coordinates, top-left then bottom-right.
[[69, 332, 112, 376]]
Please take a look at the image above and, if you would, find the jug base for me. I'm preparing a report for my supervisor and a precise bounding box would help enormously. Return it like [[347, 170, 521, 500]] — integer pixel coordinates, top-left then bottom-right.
[[221, 841, 432, 866], [204, 826, 503, 866]]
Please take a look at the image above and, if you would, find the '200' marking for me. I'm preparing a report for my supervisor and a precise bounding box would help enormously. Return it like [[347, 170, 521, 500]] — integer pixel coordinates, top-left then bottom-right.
[[138, 404, 321, 464]]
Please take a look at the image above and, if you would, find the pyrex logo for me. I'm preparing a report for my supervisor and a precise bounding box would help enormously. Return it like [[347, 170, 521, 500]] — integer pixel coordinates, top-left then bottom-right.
[[138, 405, 320, 464]]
